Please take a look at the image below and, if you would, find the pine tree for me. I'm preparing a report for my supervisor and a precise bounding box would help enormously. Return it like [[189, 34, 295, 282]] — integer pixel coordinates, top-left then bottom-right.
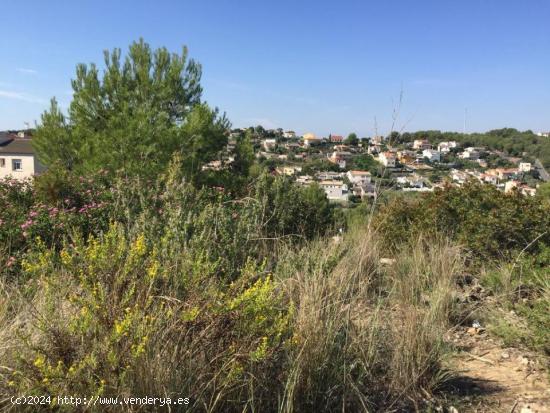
[[33, 39, 228, 179]]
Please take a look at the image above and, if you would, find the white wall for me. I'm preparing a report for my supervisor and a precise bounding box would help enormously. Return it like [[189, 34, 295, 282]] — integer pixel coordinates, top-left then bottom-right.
[[347, 171, 371, 184], [0, 154, 41, 180]]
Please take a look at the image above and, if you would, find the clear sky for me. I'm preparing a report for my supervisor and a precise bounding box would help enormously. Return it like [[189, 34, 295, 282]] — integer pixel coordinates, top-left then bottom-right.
[[1, 0, 549, 136]]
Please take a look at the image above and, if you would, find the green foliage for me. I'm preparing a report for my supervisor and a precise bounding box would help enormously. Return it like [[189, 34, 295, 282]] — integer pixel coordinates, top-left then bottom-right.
[[33, 39, 228, 180], [301, 158, 341, 175], [404, 128, 550, 169], [483, 245, 550, 355], [347, 153, 379, 174], [231, 131, 255, 177], [344, 132, 358, 145], [374, 181, 550, 259], [537, 182, 550, 200], [252, 173, 334, 240]]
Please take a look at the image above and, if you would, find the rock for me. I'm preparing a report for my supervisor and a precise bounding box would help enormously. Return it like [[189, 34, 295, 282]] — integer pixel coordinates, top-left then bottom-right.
[[520, 406, 534, 413], [448, 406, 459, 413], [520, 356, 530, 366], [380, 258, 396, 265], [467, 327, 478, 335], [501, 352, 510, 359]]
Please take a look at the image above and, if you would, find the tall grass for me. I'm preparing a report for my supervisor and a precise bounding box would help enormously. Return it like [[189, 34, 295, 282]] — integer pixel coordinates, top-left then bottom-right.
[[276, 229, 461, 412]]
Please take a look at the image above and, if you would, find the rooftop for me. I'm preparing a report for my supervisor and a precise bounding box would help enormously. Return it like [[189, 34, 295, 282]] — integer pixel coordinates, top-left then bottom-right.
[[0, 138, 35, 155]]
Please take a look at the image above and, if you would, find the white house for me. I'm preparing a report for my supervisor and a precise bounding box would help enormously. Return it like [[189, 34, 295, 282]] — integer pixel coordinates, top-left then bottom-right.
[[346, 170, 372, 184], [396, 173, 425, 188], [282, 130, 296, 139], [519, 162, 532, 173], [295, 175, 314, 185], [370, 135, 384, 145], [479, 172, 497, 185], [326, 152, 346, 169], [319, 180, 349, 202], [316, 171, 344, 181], [450, 169, 471, 185], [505, 180, 537, 196], [536, 132, 550, 138], [437, 141, 459, 153], [276, 165, 302, 176], [262, 138, 277, 151], [302, 133, 322, 147], [413, 139, 431, 150], [378, 151, 396, 167], [367, 145, 381, 155], [422, 149, 441, 162], [476, 159, 488, 168], [0, 136, 45, 180], [458, 147, 481, 160]]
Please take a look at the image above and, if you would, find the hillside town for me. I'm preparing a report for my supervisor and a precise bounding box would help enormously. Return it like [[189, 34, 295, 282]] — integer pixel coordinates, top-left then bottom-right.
[[2, 127, 546, 203], [217, 127, 546, 202]]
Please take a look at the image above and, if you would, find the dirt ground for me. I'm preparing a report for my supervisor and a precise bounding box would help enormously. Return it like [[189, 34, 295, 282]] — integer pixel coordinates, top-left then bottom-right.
[[445, 326, 550, 413]]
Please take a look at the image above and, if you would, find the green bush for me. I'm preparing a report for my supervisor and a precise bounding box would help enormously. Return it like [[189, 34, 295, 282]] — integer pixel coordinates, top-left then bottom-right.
[[373, 181, 550, 259]]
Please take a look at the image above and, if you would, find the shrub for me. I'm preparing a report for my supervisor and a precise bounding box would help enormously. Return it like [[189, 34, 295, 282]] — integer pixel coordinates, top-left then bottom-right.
[[373, 181, 550, 259]]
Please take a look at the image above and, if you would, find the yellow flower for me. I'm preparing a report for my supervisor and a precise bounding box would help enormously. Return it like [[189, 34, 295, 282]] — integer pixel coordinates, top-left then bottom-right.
[[132, 234, 146, 256], [60, 249, 71, 266], [33, 356, 45, 369], [147, 260, 159, 279]]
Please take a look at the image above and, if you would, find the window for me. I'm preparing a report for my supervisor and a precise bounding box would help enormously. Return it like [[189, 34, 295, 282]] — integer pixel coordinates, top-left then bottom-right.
[[0, 158, 5, 167], [12, 159, 22, 171]]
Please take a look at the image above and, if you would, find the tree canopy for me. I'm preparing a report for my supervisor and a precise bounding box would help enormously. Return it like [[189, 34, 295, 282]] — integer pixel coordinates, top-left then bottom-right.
[[344, 133, 359, 146], [33, 39, 228, 180]]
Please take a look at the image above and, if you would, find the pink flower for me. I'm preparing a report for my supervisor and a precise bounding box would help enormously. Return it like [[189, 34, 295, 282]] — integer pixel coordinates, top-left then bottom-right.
[[6, 256, 15, 267]]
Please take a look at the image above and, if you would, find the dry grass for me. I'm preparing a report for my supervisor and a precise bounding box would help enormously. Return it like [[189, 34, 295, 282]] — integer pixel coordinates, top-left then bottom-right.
[[276, 227, 462, 412]]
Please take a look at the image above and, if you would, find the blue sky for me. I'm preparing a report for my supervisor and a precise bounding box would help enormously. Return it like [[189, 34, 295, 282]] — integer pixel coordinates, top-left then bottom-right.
[[1, 0, 549, 136]]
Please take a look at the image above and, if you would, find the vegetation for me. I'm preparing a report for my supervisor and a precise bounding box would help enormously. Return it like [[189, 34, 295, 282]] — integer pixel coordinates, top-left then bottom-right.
[[344, 132, 359, 146], [33, 39, 228, 181], [398, 128, 550, 169], [0, 168, 462, 411], [1, 40, 549, 411], [373, 180, 550, 260]]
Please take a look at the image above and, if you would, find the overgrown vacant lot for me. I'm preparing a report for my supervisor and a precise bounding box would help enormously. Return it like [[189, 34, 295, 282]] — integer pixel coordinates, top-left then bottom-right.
[[1, 39, 549, 412], [1, 166, 549, 412]]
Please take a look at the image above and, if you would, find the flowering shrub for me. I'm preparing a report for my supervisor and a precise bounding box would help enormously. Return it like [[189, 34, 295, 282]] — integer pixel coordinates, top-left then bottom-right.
[[0, 172, 113, 278], [4, 224, 294, 411]]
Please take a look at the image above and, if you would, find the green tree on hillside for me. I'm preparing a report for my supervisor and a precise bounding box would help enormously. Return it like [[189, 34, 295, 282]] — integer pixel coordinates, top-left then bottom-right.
[[344, 132, 359, 146], [34, 39, 228, 180], [232, 131, 255, 176]]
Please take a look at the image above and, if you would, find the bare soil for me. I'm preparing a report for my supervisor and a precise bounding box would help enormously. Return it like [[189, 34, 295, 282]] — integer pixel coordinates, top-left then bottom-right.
[[445, 326, 550, 412]]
